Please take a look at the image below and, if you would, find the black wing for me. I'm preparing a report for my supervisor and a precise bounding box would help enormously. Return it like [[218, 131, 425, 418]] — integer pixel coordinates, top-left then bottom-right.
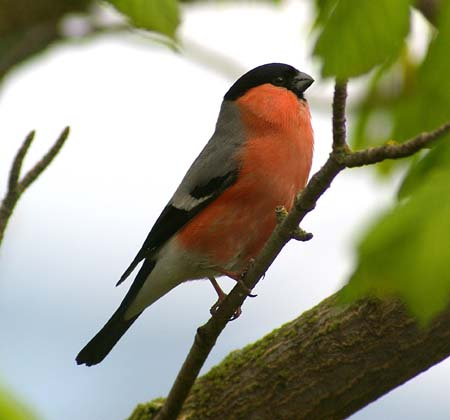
[[116, 169, 238, 286]]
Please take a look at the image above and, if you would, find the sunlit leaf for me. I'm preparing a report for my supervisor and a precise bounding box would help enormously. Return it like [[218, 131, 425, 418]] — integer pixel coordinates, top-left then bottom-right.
[[313, 0, 338, 27], [341, 149, 450, 323], [349, 4, 450, 177], [106, 0, 180, 38], [313, 0, 411, 78], [351, 50, 415, 147], [349, 48, 423, 176], [394, 0, 450, 141]]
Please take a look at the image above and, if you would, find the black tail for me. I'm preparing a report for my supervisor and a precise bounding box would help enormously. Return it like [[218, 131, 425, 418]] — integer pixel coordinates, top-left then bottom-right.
[[76, 259, 156, 366], [76, 311, 142, 366]]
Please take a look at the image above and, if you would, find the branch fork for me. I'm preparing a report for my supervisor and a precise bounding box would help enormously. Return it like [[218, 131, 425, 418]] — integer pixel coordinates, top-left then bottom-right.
[[275, 205, 313, 241], [0, 127, 70, 246]]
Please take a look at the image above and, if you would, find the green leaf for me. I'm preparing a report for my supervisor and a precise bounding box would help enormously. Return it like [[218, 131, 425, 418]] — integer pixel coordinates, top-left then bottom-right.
[[348, 2, 450, 177], [341, 150, 450, 323], [313, 0, 338, 27], [0, 388, 38, 420], [351, 50, 415, 147], [394, 0, 450, 141], [106, 0, 180, 38], [313, 0, 411, 78], [398, 139, 450, 199]]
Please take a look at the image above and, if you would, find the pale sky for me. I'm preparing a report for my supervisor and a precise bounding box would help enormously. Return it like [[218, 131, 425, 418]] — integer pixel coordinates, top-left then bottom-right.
[[0, 1, 449, 420]]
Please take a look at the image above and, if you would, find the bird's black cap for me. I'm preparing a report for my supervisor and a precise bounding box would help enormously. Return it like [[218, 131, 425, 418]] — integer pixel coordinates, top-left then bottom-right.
[[224, 63, 314, 101]]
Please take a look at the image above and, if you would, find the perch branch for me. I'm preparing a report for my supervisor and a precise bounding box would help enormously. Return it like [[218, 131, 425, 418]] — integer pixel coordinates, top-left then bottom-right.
[[153, 79, 450, 420], [332, 79, 348, 151]]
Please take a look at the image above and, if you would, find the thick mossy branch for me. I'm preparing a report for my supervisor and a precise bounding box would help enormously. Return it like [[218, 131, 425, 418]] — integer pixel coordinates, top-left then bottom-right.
[[0, 127, 69, 247], [130, 293, 450, 420], [0, 0, 92, 80], [128, 399, 166, 420]]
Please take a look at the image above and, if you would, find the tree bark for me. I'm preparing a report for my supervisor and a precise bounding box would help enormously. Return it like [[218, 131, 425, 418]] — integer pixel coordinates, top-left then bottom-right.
[[0, 0, 92, 80], [129, 293, 450, 420]]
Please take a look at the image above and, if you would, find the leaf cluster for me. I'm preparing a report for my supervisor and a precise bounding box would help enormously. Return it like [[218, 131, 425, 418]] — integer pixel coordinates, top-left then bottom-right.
[[342, 140, 450, 322], [310, 0, 450, 321]]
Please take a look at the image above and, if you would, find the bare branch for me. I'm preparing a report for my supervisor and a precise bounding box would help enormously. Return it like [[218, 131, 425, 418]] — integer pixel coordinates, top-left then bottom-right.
[[338, 122, 450, 168], [8, 130, 35, 193], [0, 127, 69, 247], [275, 206, 313, 241], [0, 23, 61, 81], [19, 126, 70, 192], [155, 80, 350, 420], [291, 227, 313, 242], [153, 81, 450, 420], [332, 79, 348, 151]]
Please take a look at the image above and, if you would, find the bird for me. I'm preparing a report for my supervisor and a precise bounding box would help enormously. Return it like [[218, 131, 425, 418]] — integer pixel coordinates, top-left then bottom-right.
[[76, 63, 314, 366]]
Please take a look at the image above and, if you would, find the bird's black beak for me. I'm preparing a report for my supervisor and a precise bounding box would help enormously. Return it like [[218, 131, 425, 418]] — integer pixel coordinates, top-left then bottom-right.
[[292, 71, 314, 96]]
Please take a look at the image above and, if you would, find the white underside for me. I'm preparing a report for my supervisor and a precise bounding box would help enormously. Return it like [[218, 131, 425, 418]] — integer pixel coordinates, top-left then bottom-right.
[[124, 238, 217, 319]]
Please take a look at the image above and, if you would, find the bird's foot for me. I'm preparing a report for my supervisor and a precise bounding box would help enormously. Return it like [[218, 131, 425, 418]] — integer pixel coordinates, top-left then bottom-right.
[[209, 295, 242, 321], [236, 278, 257, 298], [229, 305, 242, 321], [208, 276, 242, 320], [209, 297, 223, 316], [217, 260, 257, 298]]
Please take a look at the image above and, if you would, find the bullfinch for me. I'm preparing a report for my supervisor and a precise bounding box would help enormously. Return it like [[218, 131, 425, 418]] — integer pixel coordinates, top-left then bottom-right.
[[76, 63, 314, 366]]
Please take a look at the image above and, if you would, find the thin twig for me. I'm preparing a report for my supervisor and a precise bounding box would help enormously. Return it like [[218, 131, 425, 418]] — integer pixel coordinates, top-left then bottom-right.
[[155, 79, 450, 420], [19, 126, 70, 191], [275, 205, 313, 241], [338, 123, 450, 167], [332, 80, 348, 151], [0, 127, 70, 247], [7, 130, 35, 193]]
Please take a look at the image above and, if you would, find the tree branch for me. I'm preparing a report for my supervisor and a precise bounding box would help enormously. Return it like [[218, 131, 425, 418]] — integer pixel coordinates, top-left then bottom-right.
[[147, 79, 450, 420], [130, 293, 450, 420], [18, 126, 70, 191], [332, 79, 348, 152], [0, 23, 60, 81], [0, 127, 69, 247], [337, 123, 450, 167], [7, 130, 36, 193]]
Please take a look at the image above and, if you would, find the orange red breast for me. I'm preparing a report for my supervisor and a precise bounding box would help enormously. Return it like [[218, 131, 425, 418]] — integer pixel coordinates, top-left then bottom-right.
[[177, 84, 313, 270]]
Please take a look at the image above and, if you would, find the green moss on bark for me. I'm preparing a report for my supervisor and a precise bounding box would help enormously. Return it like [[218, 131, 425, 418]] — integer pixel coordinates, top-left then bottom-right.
[[127, 398, 165, 420]]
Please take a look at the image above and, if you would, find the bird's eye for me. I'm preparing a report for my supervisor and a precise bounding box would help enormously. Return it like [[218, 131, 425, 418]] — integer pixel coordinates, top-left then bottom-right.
[[272, 76, 285, 86]]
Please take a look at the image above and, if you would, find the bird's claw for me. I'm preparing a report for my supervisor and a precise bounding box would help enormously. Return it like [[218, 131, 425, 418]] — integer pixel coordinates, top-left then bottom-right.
[[229, 306, 242, 321], [209, 298, 242, 321], [236, 258, 257, 298], [209, 300, 221, 316], [236, 278, 257, 298]]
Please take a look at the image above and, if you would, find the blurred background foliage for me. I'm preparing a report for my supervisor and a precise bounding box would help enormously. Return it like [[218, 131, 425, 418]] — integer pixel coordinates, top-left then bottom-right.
[[0, 384, 39, 420], [1, 0, 449, 414]]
